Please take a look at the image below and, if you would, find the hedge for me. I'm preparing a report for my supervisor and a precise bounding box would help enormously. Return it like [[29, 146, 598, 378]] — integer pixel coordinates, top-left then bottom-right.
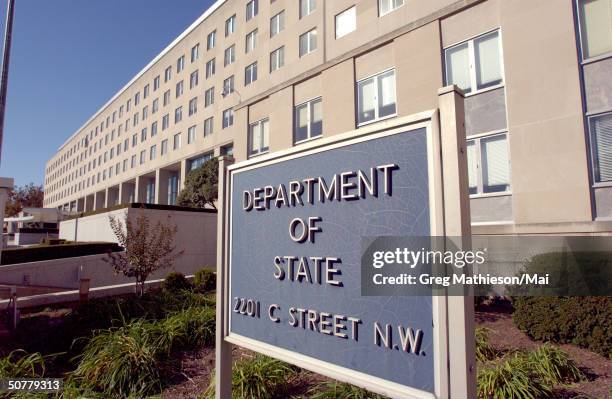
[[0, 242, 122, 265], [513, 296, 611, 358]]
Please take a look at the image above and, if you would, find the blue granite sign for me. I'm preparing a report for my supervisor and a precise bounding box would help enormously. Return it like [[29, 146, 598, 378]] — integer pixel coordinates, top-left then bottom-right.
[[228, 128, 437, 395]]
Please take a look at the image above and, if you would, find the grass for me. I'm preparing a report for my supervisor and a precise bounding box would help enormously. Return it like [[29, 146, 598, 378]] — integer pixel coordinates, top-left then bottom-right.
[[476, 327, 499, 362], [0, 350, 45, 378], [71, 304, 215, 398], [202, 354, 299, 399], [308, 381, 388, 399]]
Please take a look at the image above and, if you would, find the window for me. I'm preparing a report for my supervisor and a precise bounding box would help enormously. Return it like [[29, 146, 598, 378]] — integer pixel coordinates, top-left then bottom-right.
[[151, 121, 158, 137], [162, 114, 170, 130], [335, 7, 356, 38], [141, 127, 147, 142], [191, 43, 200, 62], [466, 133, 511, 194], [245, 62, 258, 85], [150, 145, 157, 160], [163, 90, 171, 106], [299, 0, 315, 18], [135, 92, 140, 105], [270, 11, 285, 37], [190, 70, 199, 89], [127, 99, 131, 112], [204, 117, 214, 136], [246, 0, 258, 20], [175, 107, 183, 123], [188, 125, 196, 144], [152, 98, 159, 114], [225, 15, 236, 36], [123, 138, 129, 151], [206, 58, 216, 78], [221, 144, 234, 156], [590, 112, 612, 182], [177, 55, 185, 73], [142, 106, 148, 120], [205, 87, 215, 107], [444, 30, 503, 94], [168, 174, 179, 205], [140, 150, 146, 165], [295, 97, 322, 143], [176, 80, 184, 98], [207, 30, 216, 50], [189, 97, 198, 116], [224, 45, 236, 66], [299, 29, 317, 56], [270, 47, 285, 72], [143, 84, 150, 99], [578, 0, 612, 59], [132, 134, 138, 146], [161, 139, 168, 155], [357, 69, 397, 125], [173, 133, 182, 150], [223, 76, 235, 94], [222, 109, 234, 128], [246, 29, 258, 53], [123, 159, 128, 172], [145, 180, 155, 203], [133, 113, 139, 126], [164, 66, 172, 82], [154, 76, 160, 91], [379, 0, 404, 16], [249, 118, 269, 156]]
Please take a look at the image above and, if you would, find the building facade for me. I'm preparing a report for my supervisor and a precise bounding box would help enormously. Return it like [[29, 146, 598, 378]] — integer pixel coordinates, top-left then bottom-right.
[[44, 0, 612, 235]]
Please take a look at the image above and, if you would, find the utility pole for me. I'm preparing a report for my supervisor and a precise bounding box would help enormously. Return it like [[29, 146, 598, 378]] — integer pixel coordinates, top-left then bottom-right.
[[0, 0, 15, 165]]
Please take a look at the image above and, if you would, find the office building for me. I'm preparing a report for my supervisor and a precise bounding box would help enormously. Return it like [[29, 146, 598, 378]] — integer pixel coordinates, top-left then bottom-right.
[[44, 0, 612, 235]]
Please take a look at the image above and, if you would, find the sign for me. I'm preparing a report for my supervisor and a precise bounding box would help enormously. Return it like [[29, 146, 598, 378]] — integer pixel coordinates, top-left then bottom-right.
[[224, 119, 447, 398]]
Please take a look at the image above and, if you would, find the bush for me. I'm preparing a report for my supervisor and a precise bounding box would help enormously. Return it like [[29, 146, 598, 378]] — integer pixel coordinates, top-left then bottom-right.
[[73, 305, 215, 398], [477, 354, 552, 399], [513, 296, 611, 357], [308, 382, 387, 399], [203, 355, 298, 399], [163, 272, 192, 293], [194, 268, 216, 292], [0, 242, 122, 265], [477, 345, 582, 398], [476, 327, 499, 363], [0, 350, 45, 378]]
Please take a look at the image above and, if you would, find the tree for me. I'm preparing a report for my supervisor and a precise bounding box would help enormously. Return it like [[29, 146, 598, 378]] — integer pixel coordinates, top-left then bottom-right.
[[5, 183, 44, 217], [177, 158, 218, 209], [104, 210, 184, 296]]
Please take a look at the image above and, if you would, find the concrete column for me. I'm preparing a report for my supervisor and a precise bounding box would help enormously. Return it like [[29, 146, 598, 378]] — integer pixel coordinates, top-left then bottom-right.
[[155, 169, 169, 205], [179, 159, 188, 191], [104, 187, 110, 208], [117, 183, 124, 205], [0, 177, 14, 254], [438, 85, 476, 399]]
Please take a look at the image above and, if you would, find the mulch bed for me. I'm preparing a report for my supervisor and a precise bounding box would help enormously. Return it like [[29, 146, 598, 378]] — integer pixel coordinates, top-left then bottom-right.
[[476, 303, 611, 399]]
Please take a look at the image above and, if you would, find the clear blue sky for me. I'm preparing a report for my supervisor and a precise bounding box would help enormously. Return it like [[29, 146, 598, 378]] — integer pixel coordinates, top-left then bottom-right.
[[0, 0, 215, 188]]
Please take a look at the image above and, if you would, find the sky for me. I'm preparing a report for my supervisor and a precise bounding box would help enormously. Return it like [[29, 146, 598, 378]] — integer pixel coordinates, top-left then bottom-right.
[[0, 0, 215, 188]]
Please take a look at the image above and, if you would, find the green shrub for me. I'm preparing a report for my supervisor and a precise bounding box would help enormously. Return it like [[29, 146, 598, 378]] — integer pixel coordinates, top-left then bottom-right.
[[513, 296, 611, 357], [477, 354, 552, 399], [308, 382, 388, 399], [476, 327, 499, 363], [524, 344, 582, 385], [203, 355, 298, 399], [162, 272, 192, 293], [72, 304, 215, 397], [194, 268, 216, 292], [0, 350, 45, 378]]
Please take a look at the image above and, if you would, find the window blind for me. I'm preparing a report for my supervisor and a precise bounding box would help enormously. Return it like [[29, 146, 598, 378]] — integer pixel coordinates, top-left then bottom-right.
[[481, 135, 509, 192], [475, 32, 502, 89], [579, 0, 612, 59], [446, 43, 471, 92], [593, 113, 612, 182]]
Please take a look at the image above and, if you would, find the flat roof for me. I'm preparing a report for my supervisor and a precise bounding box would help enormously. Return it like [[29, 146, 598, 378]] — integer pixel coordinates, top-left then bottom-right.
[[55, 0, 227, 154]]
